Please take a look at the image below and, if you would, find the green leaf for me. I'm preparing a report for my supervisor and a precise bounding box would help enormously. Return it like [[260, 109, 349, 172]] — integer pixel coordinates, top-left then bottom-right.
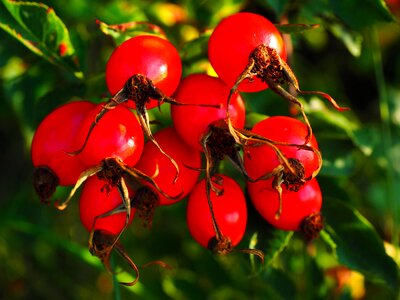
[[328, 22, 363, 57], [329, 0, 396, 30], [1, 219, 101, 268], [250, 229, 293, 269], [263, 229, 293, 268], [96, 19, 166, 45], [323, 198, 399, 291], [320, 229, 337, 252], [245, 112, 269, 129], [320, 150, 357, 177], [276, 23, 321, 34], [352, 125, 381, 156], [180, 32, 212, 76], [0, 0, 81, 77], [186, 0, 243, 28], [180, 32, 210, 63]]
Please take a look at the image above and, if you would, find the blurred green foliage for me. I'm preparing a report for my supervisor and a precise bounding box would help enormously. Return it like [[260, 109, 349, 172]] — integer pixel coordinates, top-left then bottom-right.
[[1, 0, 400, 299]]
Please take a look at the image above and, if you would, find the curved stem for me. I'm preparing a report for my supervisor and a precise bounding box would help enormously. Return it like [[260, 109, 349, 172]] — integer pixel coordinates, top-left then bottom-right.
[[298, 90, 350, 112], [232, 126, 297, 177], [114, 244, 140, 286], [122, 163, 183, 200], [201, 131, 224, 243], [264, 78, 313, 145], [226, 58, 256, 143], [69, 96, 121, 156], [136, 107, 180, 183]]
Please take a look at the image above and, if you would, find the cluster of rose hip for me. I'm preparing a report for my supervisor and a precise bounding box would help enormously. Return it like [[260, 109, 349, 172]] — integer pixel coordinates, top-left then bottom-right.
[[31, 12, 347, 285]]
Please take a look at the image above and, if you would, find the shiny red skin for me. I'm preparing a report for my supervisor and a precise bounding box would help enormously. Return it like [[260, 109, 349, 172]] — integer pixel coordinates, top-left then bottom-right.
[[171, 73, 245, 151], [31, 101, 95, 186], [79, 176, 135, 235], [135, 127, 201, 205], [187, 175, 247, 249], [75, 103, 144, 167], [105, 35, 182, 109], [247, 178, 322, 231], [208, 12, 287, 92], [244, 116, 319, 183]]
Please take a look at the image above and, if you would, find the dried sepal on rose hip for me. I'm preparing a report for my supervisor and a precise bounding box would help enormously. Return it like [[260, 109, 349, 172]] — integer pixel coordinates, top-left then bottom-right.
[[90, 230, 141, 286], [105, 35, 182, 106], [244, 116, 322, 218], [59, 156, 180, 230], [208, 12, 349, 144]]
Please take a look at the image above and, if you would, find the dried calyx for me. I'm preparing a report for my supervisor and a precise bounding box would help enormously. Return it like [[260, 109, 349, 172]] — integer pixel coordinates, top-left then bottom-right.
[[132, 186, 160, 229], [235, 44, 349, 112], [208, 233, 265, 262], [226, 44, 349, 150], [300, 212, 324, 241], [207, 235, 232, 255], [201, 120, 250, 195], [57, 157, 180, 210], [33, 166, 59, 203]]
